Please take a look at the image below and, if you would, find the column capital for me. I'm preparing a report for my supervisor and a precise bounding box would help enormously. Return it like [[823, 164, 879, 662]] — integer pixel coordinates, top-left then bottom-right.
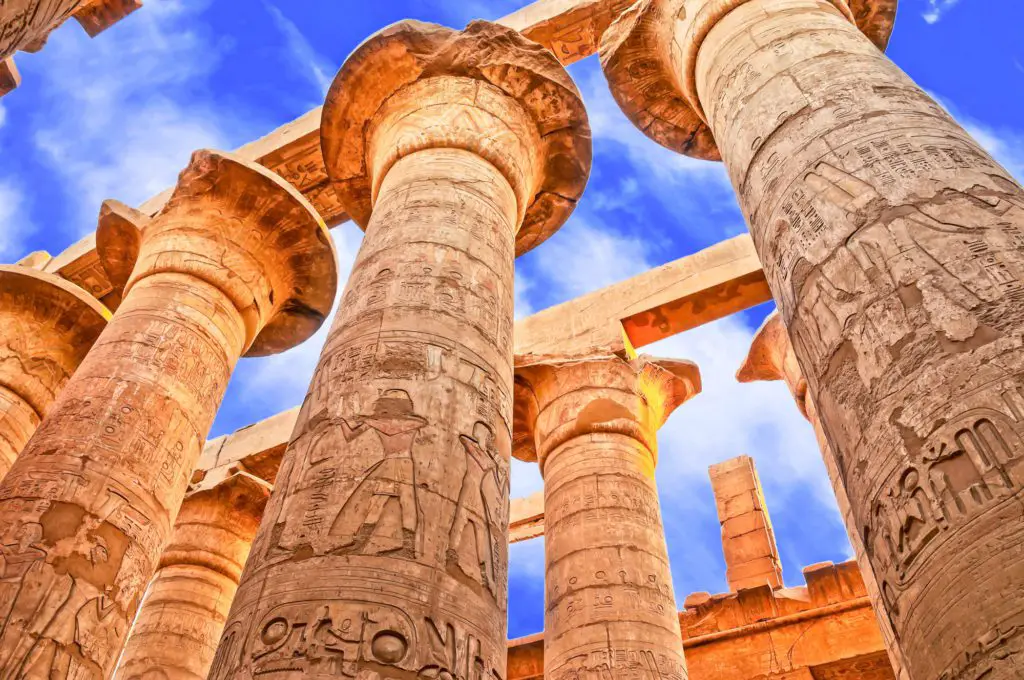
[[321, 19, 592, 255], [96, 149, 338, 356], [598, 0, 896, 159], [158, 468, 272, 581], [736, 311, 809, 419], [513, 353, 701, 470], [0, 264, 110, 418]]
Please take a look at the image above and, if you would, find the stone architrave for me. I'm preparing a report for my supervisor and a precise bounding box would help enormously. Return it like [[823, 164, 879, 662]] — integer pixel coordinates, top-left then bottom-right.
[[0, 0, 141, 64], [0, 266, 109, 477], [601, 0, 1024, 676], [114, 469, 272, 680], [514, 354, 700, 680], [738, 311, 907, 678], [209, 20, 591, 680], [0, 149, 337, 678]]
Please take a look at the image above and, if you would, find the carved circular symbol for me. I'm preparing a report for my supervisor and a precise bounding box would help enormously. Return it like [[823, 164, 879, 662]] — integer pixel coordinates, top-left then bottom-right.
[[371, 630, 408, 664], [260, 618, 289, 646]]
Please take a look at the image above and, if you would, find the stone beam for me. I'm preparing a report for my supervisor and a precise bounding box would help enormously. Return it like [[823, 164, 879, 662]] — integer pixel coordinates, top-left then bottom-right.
[[514, 233, 770, 359], [33, 0, 629, 298]]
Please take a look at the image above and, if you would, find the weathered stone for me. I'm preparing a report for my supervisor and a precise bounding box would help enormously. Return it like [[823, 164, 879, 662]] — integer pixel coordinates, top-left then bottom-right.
[[0, 265, 109, 477], [738, 311, 908, 678], [0, 149, 336, 678], [514, 354, 700, 680], [0, 57, 20, 97], [708, 455, 783, 592], [114, 469, 271, 680], [602, 0, 1024, 676], [209, 19, 590, 679]]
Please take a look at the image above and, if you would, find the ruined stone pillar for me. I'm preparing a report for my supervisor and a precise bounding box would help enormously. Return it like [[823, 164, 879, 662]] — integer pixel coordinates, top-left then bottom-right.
[[738, 311, 907, 678], [0, 149, 337, 679], [514, 355, 700, 680], [114, 469, 271, 680], [209, 20, 590, 679], [0, 0, 141, 64], [603, 1, 1024, 676], [0, 265, 108, 477]]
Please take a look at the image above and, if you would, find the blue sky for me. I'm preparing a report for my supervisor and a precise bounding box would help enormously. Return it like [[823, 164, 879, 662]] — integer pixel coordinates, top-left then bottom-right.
[[1, 0, 1022, 639]]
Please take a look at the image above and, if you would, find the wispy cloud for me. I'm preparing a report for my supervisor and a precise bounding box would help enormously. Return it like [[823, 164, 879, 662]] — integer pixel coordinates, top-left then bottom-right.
[[262, 1, 334, 100], [923, 0, 962, 23], [0, 180, 34, 261], [25, 0, 242, 232]]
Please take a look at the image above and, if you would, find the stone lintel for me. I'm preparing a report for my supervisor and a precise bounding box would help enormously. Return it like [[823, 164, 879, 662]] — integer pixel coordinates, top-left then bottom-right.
[[73, 0, 143, 37], [509, 491, 545, 543], [515, 233, 769, 359], [709, 455, 784, 593], [505, 559, 894, 679]]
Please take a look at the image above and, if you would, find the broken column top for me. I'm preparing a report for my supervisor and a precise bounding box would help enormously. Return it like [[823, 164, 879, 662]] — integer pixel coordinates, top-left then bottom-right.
[[95, 149, 339, 357], [736, 311, 810, 420], [321, 19, 592, 256], [0, 264, 110, 414], [598, 0, 898, 159], [709, 454, 784, 592]]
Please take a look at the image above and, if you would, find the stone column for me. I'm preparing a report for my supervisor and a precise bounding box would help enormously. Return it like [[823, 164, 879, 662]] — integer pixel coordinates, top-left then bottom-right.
[[514, 354, 700, 680], [209, 20, 590, 680], [114, 469, 271, 680], [602, 1, 1024, 676], [738, 311, 907, 678], [0, 265, 108, 477], [0, 149, 337, 679]]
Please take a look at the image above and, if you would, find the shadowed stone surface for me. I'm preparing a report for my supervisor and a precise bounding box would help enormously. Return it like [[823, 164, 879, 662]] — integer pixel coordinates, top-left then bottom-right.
[[0, 265, 109, 477], [0, 149, 336, 678], [114, 469, 272, 680], [738, 311, 908, 679], [210, 19, 590, 680], [602, 0, 1024, 676], [514, 354, 699, 680]]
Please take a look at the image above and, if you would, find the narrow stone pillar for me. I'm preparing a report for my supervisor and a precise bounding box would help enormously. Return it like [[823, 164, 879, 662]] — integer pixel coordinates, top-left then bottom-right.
[[603, 1, 1024, 676], [738, 311, 907, 678], [514, 354, 700, 680], [708, 455, 783, 592], [0, 150, 337, 678], [210, 20, 590, 679], [114, 469, 271, 680], [0, 265, 108, 477]]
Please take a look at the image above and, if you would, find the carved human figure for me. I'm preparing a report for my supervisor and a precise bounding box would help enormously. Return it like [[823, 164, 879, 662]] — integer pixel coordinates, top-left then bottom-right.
[[210, 20, 590, 680], [0, 150, 337, 678], [113, 470, 271, 680], [514, 354, 700, 680], [603, 0, 1024, 676], [0, 265, 109, 477]]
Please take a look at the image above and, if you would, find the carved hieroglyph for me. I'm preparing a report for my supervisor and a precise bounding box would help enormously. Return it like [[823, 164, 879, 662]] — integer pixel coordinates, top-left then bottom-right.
[[514, 355, 700, 680], [210, 20, 591, 680], [602, 1, 1024, 676], [0, 0, 141, 65], [114, 469, 272, 680], [738, 311, 906, 678], [0, 266, 109, 477], [0, 150, 336, 679]]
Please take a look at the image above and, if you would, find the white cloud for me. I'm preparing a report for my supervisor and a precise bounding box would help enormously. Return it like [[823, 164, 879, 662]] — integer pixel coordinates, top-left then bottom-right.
[[25, 0, 246, 232], [0, 102, 6, 130], [923, 0, 961, 23], [262, 2, 334, 101], [0, 181, 33, 261]]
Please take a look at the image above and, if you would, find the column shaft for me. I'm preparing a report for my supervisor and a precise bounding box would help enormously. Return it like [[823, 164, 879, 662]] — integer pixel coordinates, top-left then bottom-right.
[[0, 272, 243, 678], [0, 387, 38, 475], [212, 148, 516, 678], [115, 473, 269, 680], [693, 1, 1024, 676], [544, 432, 685, 679]]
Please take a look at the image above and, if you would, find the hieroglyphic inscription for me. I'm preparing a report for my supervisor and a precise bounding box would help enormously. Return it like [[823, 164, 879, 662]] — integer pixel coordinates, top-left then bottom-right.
[[688, 0, 1024, 676]]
